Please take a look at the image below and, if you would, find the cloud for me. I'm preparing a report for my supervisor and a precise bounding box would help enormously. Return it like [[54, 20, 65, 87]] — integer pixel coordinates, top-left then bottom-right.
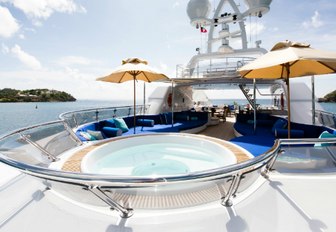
[[302, 11, 324, 29], [10, 44, 42, 69], [160, 62, 168, 71], [3, 0, 86, 25], [173, 1, 180, 8], [1, 43, 9, 54], [0, 6, 20, 38], [57, 55, 96, 66]]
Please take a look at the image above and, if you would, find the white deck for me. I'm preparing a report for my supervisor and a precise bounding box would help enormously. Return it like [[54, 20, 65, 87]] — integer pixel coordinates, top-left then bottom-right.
[[1, 164, 335, 232]]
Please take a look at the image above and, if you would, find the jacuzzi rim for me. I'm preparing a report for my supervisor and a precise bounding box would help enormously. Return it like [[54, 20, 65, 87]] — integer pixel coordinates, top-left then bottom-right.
[[80, 133, 238, 176]]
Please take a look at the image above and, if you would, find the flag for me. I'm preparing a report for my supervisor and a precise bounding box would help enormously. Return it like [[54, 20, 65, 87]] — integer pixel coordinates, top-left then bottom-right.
[[200, 26, 207, 33]]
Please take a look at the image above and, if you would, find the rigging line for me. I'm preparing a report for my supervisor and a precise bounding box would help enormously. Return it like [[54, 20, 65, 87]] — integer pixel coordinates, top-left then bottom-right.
[[249, 14, 251, 48], [255, 16, 258, 45]]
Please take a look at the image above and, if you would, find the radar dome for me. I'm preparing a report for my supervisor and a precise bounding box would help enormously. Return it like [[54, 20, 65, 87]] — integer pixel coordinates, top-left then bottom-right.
[[187, 0, 211, 26], [244, 0, 272, 17]]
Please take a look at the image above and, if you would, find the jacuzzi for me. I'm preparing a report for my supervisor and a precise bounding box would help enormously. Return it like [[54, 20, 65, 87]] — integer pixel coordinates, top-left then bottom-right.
[[81, 134, 237, 176]]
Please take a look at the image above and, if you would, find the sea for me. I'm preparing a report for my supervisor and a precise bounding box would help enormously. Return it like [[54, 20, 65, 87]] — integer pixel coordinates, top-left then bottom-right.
[[0, 99, 335, 136]]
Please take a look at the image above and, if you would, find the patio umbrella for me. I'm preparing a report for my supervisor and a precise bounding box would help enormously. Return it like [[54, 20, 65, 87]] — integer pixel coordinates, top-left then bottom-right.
[[238, 41, 336, 138], [97, 58, 169, 134]]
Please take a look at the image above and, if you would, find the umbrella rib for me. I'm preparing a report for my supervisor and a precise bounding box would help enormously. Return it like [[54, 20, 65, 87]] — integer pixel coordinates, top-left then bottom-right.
[[280, 64, 285, 78], [241, 70, 252, 78], [317, 61, 336, 72], [142, 71, 151, 82], [119, 72, 128, 83]]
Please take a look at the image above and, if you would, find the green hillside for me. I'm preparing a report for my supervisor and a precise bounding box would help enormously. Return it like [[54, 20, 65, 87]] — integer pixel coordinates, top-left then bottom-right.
[[0, 88, 76, 102]]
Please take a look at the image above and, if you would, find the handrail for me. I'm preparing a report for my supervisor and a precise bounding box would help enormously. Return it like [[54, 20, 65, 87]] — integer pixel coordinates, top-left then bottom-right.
[[0, 134, 281, 187], [0, 120, 64, 141], [315, 109, 336, 129], [59, 104, 149, 120], [0, 123, 335, 218], [1, 131, 336, 187]]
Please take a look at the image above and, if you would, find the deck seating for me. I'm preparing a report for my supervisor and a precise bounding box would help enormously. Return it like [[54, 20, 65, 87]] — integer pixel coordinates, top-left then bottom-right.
[[231, 112, 336, 157], [75, 110, 209, 141]]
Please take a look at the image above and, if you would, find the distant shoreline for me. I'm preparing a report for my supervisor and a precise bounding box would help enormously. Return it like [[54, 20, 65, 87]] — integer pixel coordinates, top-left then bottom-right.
[[0, 88, 76, 103]]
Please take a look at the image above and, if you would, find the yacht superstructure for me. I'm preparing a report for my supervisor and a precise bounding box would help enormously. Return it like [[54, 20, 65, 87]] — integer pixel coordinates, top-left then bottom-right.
[[0, 1, 336, 232]]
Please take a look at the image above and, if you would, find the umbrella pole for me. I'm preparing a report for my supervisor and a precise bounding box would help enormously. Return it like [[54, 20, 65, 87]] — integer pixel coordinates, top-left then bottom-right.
[[143, 82, 146, 115], [286, 73, 291, 139], [311, 75, 315, 124], [133, 76, 136, 134], [253, 78, 257, 134], [171, 80, 174, 127]]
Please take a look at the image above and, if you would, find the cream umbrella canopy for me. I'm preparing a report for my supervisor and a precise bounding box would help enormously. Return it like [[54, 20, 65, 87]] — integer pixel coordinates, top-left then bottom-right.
[[238, 41, 336, 138], [97, 58, 169, 134]]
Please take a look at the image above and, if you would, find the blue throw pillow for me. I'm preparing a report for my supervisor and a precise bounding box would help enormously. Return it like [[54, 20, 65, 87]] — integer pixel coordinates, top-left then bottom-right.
[[114, 118, 129, 132], [272, 118, 287, 134], [79, 131, 96, 141], [165, 112, 173, 124], [137, 119, 154, 127], [102, 127, 122, 137], [190, 116, 198, 121], [159, 113, 167, 124], [315, 131, 336, 147], [87, 130, 104, 140], [104, 119, 116, 128]]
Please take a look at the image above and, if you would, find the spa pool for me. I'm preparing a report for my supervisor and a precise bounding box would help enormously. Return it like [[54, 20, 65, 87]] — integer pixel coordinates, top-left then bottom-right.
[[81, 134, 237, 176]]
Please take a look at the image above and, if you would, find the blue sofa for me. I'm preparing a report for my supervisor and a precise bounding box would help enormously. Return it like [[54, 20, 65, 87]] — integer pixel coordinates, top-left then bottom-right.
[[75, 111, 209, 141], [231, 112, 335, 157]]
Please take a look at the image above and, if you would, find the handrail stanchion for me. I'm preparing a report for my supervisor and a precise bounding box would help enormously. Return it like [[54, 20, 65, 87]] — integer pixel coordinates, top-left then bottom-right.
[[86, 186, 134, 218], [222, 173, 241, 207], [62, 121, 83, 145], [262, 149, 284, 178], [19, 133, 58, 162]]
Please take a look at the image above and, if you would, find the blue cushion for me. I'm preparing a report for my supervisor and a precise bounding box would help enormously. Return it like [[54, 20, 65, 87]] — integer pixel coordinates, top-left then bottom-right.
[[159, 114, 167, 124], [102, 127, 122, 137], [164, 112, 173, 124], [79, 131, 96, 141], [87, 130, 104, 140], [272, 118, 287, 133], [175, 113, 189, 121], [275, 128, 304, 138], [104, 119, 116, 128], [315, 131, 336, 147], [137, 119, 154, 127], [190, 116, 198, 121], [114, 118, 129, 132]]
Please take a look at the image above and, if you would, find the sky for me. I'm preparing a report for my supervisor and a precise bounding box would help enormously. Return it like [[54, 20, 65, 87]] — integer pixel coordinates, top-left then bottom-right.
[[1, 0, 336, 101]]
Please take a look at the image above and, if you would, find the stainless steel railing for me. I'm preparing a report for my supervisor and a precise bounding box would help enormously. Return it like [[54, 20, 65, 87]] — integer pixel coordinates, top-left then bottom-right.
[[0, 117, 335, 217], [316, 109, 336, 129], [59, 104, 150, 128]]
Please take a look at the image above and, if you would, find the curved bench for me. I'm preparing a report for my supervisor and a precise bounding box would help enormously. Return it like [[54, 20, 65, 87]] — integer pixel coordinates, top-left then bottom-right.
[[230, 113, 336, 157], [75, 111, 209, 141]]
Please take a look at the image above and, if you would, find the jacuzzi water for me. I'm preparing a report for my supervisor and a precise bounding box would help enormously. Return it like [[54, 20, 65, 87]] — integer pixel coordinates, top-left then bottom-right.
[[81, 134, 237, 176]]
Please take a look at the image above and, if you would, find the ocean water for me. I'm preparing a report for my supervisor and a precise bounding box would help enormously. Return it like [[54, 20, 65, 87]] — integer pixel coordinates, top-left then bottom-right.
[[0, 99, 335, 136], [0, 100, 132, 136]]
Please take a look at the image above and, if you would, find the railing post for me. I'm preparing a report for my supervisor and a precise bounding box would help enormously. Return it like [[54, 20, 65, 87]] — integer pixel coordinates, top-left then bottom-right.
[[222, 173, 241, 207], [62, 121, 83, 145], [72, 114, 78, 128], [86, 186, 134, 218], [95, 110, 99, 121], [19, 133, 58, 162], [262, 149, 284, 178]]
